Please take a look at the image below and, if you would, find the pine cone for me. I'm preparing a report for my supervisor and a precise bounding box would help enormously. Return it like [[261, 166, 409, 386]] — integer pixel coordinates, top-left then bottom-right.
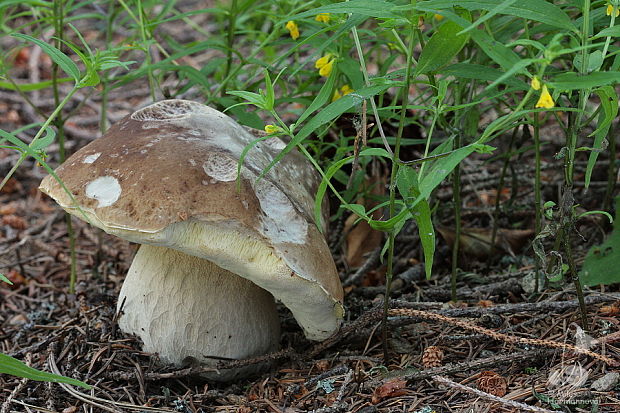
[[421, 346, 444, 368], [476, 371, 508, 397]]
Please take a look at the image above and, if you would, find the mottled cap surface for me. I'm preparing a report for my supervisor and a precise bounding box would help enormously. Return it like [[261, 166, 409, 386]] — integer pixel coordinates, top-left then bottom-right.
[[40, 100, 343, 339]]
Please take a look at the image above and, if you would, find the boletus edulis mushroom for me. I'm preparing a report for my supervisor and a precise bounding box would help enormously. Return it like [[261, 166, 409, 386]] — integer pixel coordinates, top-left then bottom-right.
[[39, 100, 344, 380]]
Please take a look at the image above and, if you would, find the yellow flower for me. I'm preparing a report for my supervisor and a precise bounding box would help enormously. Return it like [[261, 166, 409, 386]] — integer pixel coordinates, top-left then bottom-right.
[[315, 54, 336, 77], [286, 21, 300, 40], [319, 59, 334, 77], [607, 4, 620, 17], [340, 84, 353, 95], [264, 124, 281, 134], [315, 13, 331, 23], [535, 85, 554, 109], [332, 85, 353, 102], [315, 54, 332, 69], [434, 14, 444, 21], [531, 76, 541, 90]]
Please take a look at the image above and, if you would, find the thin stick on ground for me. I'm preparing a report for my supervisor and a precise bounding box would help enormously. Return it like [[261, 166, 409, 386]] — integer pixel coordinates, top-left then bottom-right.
[[433, 375, 556, 413], [389, 308, 617, 366]]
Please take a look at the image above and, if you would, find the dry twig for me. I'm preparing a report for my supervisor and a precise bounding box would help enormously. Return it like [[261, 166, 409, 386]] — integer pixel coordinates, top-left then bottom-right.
[[433, 375, 556, 413], [389, 308, 617, 366]]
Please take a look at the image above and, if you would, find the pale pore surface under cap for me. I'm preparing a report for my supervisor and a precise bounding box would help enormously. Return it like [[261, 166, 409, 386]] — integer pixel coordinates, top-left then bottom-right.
[[66, 202, 341, 340]]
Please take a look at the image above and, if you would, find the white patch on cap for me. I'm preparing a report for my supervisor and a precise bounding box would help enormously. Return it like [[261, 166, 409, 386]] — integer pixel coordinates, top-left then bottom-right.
[[82, 153, 101, 164], [202, 153, 238, 182], [254, 179, 307, 244], [85, 176, 121, 208], [131, 100, 198, 122]]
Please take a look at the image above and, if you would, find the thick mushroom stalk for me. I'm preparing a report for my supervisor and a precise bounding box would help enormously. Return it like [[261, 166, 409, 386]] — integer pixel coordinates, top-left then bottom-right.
[[118, 245, 280, 380]]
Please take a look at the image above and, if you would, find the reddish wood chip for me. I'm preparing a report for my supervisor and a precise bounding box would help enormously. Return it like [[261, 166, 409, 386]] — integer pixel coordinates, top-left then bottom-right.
[[372, 378, 408, 404]]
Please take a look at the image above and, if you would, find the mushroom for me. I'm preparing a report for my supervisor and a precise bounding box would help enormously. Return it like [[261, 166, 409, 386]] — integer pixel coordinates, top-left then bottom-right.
[[39, 100, 344, 380]]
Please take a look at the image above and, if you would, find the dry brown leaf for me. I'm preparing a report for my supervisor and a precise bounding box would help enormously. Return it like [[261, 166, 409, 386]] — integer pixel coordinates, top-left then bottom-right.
[[344, 218, 383, 269], [599, 302, 620, 316], [13, 47, 30, 67], [0, 202, 18, 215], [2, 214, 27, 230], [436, 225, 534, 259], [344, 171, 386, 268], [371, 378, 408, 404], [0, 178, 22, 194], [4, 269, 27, 286], [474, 188, 511, 206]]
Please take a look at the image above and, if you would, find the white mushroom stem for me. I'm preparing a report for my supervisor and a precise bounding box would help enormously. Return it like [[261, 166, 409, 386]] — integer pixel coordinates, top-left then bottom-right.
[[117, 244, 281, 379]]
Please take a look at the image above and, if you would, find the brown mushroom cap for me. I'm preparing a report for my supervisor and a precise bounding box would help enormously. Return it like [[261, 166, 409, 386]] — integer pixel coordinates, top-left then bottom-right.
[[40, 99, 344, 340]]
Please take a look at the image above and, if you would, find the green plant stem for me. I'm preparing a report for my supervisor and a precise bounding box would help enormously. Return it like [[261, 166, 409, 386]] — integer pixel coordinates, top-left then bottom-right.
[[52, 0, 65, 161], [553, 0, 592, 327], [209, 29, 280, 103], [490, 126, 518, 254], [563, 235, 589, 330], [0, 87, 78, 192], [350, 25, 392, 155], [51, 0, 77, 294], [100, 0, 117, 133], [451, 133, 462, 302], [601, 10, 617, 61], [222, 0, 238, 97], [533, 112, 542, 293], [119, 0, 156, 100], [603, 122, 618, 211], [138, 0, 155, 100], [381, 25, 416, 363]]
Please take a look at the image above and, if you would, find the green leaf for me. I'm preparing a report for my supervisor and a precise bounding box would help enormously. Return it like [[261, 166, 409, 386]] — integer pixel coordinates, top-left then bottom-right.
[[296, 72, 336, 126], [313, 148, 392, 230], [416, 0, 576, 32], [439, 63, 528, 89], [30, 126, 56, 151], [263, 69, 275, 112], [468, 29, 521, 71], [396, 167, 435, 280], [581, 197, 620, 286], [592, 25, 620, 39], [483, 58, 538, 91], [344, 203, 368, 217], [260, 82, 396, 181], [550, 72, 620, 90], [226, 90, 267, 108], [590, 86, 619, 137], [0, 78, 73, 92], [585, 87, 618, 188], [573, 50, 604, 73], [12, 34, 80, 83], [0, 273, 13, 284], [415, 13, 471, 75], [456, 0, 518, 35], [286, 0, 403, 21], [0, 0, 51, 7], [368, 206, 409, 232], [0, 353, 91, 389]]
